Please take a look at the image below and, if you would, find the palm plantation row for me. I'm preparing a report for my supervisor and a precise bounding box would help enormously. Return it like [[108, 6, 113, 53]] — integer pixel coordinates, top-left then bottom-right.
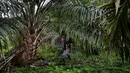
[[0, 0, 130, 72]]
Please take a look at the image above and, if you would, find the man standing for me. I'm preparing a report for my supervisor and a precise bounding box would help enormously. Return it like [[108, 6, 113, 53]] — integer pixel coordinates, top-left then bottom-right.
[[60, 35, 67, 56]]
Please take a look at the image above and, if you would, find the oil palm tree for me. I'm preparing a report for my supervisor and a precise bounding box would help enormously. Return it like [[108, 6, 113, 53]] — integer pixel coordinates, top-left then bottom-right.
[[51, 0, 130, 62], [0, 1, 61, 72], [50, 0, 105, 54], [63, 0, 130, 62], [100, 0, 130, 62]]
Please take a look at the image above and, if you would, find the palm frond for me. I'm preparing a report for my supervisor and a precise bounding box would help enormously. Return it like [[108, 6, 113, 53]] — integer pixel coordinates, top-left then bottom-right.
[[100, 0, 130, 61]]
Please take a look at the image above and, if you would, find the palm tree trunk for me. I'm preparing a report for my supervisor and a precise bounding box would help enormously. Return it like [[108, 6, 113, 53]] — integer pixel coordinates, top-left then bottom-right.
[[0, 34, 40, 72], [12, 34, 38, 65]]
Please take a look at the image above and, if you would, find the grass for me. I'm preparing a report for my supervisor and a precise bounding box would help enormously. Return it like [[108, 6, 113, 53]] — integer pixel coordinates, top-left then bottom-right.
[[14, 46, 130, 73]]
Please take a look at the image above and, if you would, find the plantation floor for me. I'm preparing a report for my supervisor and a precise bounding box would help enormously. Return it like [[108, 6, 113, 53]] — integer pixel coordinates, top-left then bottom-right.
[[14, 46, 130, 73]]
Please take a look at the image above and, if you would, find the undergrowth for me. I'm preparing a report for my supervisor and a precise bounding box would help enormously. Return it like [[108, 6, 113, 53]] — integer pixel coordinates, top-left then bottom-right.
[[14, 46, 130, 73]]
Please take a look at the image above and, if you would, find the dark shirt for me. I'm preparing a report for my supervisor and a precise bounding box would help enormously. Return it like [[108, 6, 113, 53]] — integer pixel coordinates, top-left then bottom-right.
[[61, 41, 66, 50]]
